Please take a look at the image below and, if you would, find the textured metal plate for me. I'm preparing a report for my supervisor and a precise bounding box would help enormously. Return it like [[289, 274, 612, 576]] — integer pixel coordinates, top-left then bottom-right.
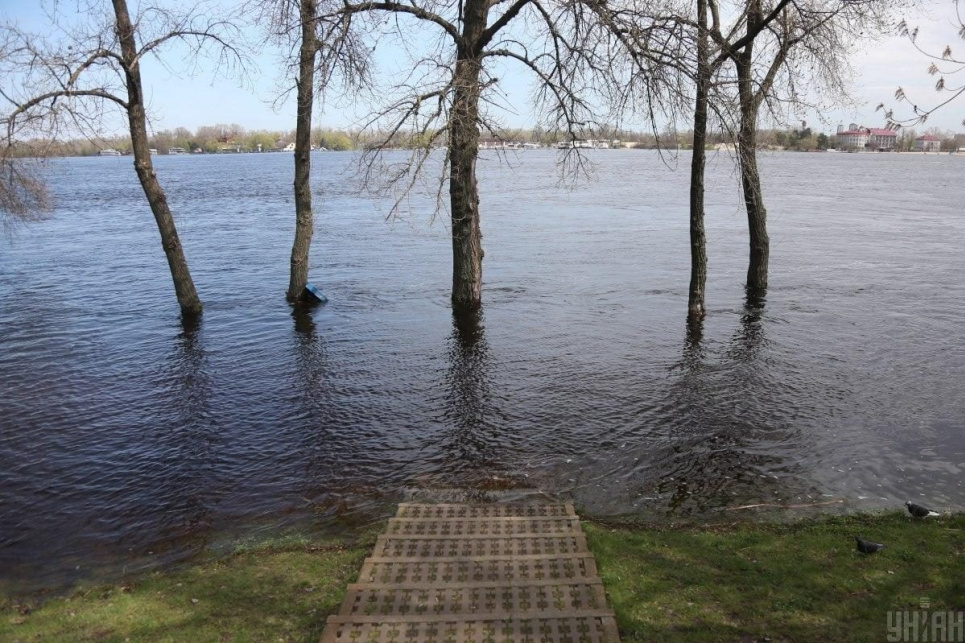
[[357, 556, 599, 585], [373, 535, 589, 559], [396, 503, 578, 519], [321, 615, 619, 643], [340, 582, 608, 616], [386, 518, 582, 537], [321, 503, 619, 643]]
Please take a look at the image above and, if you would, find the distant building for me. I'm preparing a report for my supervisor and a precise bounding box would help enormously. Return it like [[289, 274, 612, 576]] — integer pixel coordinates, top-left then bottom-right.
[[836, 129, 869, 150], [868, 128, 897, 151], [914, 135, 942, 152], [478, 139, 523, 150], [554, 139, 611, 149], [835, 126, 896, 151]]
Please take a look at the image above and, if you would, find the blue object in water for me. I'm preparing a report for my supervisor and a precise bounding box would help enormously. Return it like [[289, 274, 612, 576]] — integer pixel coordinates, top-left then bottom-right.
[[303, 283, 328, 304]]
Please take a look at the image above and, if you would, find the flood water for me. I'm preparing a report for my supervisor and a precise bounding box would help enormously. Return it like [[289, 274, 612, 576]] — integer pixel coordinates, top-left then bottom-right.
[[1, 150, 963, 592]]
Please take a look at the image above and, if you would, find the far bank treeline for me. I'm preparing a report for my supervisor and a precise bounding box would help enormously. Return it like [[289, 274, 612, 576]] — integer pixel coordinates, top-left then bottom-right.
[[21, 124, 965, 158], [1, 0, 959, 322], [35, 125, 358, 157]]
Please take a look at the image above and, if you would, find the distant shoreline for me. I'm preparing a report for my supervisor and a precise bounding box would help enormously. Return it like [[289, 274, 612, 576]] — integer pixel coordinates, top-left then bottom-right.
[[24, 147, 965, 159]]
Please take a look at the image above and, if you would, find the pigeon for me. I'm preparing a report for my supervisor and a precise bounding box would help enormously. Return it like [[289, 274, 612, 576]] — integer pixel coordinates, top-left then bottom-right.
[[906, 501, 940, 518], [855, 536, 885, 554]]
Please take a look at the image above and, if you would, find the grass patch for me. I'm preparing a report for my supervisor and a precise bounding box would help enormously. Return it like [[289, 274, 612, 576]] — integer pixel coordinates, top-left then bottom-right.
[[585, 512, 965, 642], [3, 513, 963, 642], [0, 533, 376, 643]]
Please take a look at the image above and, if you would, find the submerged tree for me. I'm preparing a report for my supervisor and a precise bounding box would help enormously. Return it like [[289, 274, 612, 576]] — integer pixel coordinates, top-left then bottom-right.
[[332, 0, 656, 311], [688, 0, 711, 319], [676, 0, 790, 318], [288, 0, 321, 303], [597, 0, 796, 318], [713, 0, 891, 295], [0, 1, 245, 317], [257, 0, 367, 303], [646, 0, 889, 316]]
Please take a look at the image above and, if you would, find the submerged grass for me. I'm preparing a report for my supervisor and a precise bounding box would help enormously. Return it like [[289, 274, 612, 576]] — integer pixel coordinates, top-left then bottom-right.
[[2, 513, 963, 642]]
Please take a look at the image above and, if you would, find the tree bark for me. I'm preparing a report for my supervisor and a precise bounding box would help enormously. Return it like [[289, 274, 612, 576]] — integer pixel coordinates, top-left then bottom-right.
[[736, 0, 769, 295], [287, 0, 318, 303], [112, 0, 202, 318], [688, 0, 709, 320], [448, 0, 488, 312]]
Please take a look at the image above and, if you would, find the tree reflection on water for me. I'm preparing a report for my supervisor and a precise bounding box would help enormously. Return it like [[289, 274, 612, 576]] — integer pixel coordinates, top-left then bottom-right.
[[144, 314, 215, 564], [437, 308, 514, 495], [654, 293, 808, 515]]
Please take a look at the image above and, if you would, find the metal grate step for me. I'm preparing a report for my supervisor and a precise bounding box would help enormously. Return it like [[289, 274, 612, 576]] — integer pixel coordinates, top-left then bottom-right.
[[373, 535, 589, 559], [321, 503, 619, 642], [357, 555, 599, 585], [396, 503, 578, 519], [321, 614, 619, 643], [340, 581, 608, 616], [386, 517, 583, 537]]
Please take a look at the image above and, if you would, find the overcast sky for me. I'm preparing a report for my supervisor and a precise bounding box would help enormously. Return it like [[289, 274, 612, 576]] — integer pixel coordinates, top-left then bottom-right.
[[839, 1, 964, 134], [2, 0, 963, 135]]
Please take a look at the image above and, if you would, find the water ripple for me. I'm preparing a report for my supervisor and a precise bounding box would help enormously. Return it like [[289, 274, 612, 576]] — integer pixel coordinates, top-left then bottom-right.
[[2, 151, 964, 592]]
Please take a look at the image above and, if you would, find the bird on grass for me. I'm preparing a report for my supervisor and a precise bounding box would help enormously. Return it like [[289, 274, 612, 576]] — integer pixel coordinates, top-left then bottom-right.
[[855, 536, 885, 554], [906, 501, 940, 518]]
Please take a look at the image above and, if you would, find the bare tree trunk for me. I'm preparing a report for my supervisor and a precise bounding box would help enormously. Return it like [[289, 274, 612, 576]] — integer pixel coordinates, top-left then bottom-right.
[[688, 0, 709, 320], [736, 0, 768, 295], [449, 55, 484, 312], [737, 99, 768, 294], [112, 0, 202, 318], [448, 1, 488, 312], [287, 0, 318, 303]]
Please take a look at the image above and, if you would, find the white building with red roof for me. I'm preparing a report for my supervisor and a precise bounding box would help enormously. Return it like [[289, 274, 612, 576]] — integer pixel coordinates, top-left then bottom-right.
[[836, 128, 869, 149], [835, 125, 897, 151], [868, 128, 898, 150], [914, 134, 942, 152]]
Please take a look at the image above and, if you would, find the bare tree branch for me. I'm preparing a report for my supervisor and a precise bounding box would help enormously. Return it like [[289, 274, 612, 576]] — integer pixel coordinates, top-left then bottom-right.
[[339, 0, 462, 42], [883, 4, 965, 127]]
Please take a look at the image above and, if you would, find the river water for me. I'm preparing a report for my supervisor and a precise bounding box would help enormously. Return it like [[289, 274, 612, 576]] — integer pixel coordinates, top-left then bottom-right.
[[1, 149, 963, 592]]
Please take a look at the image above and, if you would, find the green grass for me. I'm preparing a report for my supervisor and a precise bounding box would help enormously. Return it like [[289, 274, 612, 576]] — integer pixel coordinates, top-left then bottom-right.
[[0, 535, 374, 643], [3, 514, 963, 642], [585, 512, 965, 642]]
